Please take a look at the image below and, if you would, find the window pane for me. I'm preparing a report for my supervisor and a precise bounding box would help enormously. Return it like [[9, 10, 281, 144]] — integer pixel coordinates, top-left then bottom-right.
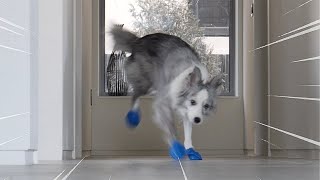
[[193, 0, 233, 95], [195, 0, 231, 28], [103, 0, 234, 96]]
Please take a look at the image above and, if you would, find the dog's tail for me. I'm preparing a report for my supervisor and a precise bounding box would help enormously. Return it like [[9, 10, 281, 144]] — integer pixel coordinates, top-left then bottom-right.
[[110, 25, 138, 52]]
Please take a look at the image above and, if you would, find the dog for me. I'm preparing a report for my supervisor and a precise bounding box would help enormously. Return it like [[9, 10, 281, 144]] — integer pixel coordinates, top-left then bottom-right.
[[111, 26, 225, 160]]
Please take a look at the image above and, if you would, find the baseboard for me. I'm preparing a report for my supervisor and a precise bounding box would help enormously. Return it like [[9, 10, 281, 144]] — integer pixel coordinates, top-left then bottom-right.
[[91, 149, 245, 157], [0, 150, 37, 165], [82, 150, 91, 157], [63, 150, 74, 160], [244, 149, 255, 157], [270, 149, 320, 160]]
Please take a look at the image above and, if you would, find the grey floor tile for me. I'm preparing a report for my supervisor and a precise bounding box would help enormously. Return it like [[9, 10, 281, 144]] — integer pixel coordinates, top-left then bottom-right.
[[0, 161, 78, 180], [0, 157, 319, 180], [181, 158, 320, 180], [68, 158, 184, 180]]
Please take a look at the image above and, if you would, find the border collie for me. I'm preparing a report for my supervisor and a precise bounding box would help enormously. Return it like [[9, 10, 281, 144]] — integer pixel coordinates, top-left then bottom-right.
[[111, 26, 224, 160]]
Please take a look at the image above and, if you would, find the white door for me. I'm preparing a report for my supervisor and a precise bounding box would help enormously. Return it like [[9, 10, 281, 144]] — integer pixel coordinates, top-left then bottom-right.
[[87, 0, 245, 156]]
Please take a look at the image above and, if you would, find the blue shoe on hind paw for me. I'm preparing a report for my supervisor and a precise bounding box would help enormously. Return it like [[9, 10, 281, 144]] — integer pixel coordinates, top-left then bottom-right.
[[169, 141, 186, 160], [186, 148, 202, 160], [125, 110, 140, 128]]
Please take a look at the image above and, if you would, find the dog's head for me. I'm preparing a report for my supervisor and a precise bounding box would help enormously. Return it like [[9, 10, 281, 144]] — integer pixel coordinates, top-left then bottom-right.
[[177, 67, 225, 125]]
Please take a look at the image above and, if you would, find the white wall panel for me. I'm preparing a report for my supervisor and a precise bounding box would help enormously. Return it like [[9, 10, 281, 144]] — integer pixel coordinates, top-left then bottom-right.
[[0, 0, 34, 164]]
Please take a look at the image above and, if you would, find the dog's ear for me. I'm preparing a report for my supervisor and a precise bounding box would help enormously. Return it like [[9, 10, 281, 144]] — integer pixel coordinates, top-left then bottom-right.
[[209, 74, 225, 95], [179, 67, 202, 97], [188, 67, 202, 87]]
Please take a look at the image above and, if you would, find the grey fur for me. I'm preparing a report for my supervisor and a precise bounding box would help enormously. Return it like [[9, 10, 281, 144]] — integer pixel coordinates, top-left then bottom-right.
[[111, 26, 224, 145], [111, 26, 138, 52]]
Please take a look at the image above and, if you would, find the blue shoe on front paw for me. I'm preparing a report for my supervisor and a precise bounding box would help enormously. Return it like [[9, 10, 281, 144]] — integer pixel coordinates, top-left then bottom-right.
[[125, 110, 140, 128], [186, 148, 202, 160], [169, 141, 186, 160]]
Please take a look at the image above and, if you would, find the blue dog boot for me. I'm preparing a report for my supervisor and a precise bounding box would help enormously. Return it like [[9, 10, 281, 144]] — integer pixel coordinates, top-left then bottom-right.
[[169, 141, 186, 160], [186, 148, 202, 160], [125, 110, 140, 128]]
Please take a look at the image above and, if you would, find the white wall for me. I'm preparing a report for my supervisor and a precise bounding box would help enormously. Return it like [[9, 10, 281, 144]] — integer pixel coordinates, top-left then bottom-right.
[[268, 0, 320, 158], [0, 0, 37, 165], [0, 0, 81, 164], [37, 0, 78, 161], [37, 0, 64, 161], [243, 0, 320, 158]]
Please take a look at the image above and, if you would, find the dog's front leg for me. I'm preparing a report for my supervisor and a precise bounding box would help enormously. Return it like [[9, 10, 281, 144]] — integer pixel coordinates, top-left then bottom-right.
[[152, 97, 176, 143], [183, 120, 203, 160], [183, 120, 193, 149]]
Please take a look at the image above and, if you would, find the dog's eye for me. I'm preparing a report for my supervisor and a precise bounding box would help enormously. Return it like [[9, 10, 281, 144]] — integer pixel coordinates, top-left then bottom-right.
[[191, 100, 197, 105], [204, 104, 209, 109]]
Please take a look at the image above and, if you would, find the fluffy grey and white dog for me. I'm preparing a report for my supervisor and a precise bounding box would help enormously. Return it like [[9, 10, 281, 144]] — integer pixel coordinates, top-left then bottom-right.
[[111, 26, 224, 159]]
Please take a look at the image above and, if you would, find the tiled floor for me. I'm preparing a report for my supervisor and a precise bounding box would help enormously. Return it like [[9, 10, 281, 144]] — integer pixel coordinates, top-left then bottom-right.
[[0, 157, 319, 180]]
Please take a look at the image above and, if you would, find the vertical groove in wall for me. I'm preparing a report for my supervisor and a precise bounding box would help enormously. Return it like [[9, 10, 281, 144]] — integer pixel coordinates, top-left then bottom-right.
[[267, 0, 271, 157]]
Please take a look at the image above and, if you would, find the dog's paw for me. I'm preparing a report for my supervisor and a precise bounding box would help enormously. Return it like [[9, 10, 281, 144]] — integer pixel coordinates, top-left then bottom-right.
[[125, 110, 140, 128], [169, 141, 186, 160], [186, 148, 202, 160]]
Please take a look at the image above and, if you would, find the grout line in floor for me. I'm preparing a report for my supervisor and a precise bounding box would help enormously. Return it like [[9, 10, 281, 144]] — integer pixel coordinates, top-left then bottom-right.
[[177, 158, 188, 180], [60, 156, 87, 180], [53, 169, 66, 180]]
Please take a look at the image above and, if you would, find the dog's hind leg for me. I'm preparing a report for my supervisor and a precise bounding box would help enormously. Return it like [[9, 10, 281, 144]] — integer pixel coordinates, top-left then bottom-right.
[[125, 90, 146, 128], [124, 57, 151, 128], [130, 92, 141, 111], [129, 82, 151, 111], [125, 88, 145, 125]]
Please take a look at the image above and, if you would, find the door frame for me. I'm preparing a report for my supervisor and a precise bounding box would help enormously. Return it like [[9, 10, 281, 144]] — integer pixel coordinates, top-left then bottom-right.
[[73, 0, 84, 159], [81, 0, 246, 156]]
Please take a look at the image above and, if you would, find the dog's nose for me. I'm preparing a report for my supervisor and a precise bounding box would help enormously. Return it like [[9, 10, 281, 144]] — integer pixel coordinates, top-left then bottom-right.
[[194, 117, 201, 124]]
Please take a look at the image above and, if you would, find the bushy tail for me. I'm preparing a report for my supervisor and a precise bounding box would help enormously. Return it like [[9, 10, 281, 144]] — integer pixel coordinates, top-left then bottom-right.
[[110, 25, 138, 52]]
